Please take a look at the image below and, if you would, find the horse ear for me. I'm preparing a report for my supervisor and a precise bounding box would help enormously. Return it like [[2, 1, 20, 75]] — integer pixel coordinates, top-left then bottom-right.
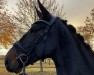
[[37, 0, 52, 21], [35, 6, 42, 19]]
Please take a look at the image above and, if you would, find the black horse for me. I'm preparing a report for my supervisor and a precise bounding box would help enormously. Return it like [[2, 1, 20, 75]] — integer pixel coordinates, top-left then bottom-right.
[[5, 0, 94, 75]]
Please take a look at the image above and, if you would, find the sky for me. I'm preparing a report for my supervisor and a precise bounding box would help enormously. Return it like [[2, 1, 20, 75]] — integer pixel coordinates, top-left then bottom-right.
[[61, 0, 94, 27], [6, 0, 94, 27]]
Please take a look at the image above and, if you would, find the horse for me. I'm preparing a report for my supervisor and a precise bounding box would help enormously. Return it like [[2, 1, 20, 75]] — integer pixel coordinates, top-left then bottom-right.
[[5, 0, 94, 75]]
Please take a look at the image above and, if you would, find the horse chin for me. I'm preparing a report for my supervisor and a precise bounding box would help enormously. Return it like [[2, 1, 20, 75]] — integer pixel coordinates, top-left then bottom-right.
[[14, 68, 22, 74]]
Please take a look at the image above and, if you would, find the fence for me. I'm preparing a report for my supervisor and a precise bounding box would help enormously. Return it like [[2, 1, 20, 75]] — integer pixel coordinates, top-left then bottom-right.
[[0, 56, 56, 75]]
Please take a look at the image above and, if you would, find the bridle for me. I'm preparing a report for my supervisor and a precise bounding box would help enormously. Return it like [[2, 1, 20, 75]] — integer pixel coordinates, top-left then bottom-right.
[[13, 16, 56, 75]]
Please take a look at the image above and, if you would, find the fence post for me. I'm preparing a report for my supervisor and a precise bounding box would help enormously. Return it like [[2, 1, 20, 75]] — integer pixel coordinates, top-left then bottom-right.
[[48, 59, 50, 65], [40, 60, 43, 72]]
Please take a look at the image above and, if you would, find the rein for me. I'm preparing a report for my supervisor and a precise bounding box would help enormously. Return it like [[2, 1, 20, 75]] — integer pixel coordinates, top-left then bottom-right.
[[13, 16, 56, 75]]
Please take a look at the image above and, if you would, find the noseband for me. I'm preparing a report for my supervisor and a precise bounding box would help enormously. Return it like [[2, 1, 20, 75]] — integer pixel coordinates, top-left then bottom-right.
[[13, 16, 56, 75]]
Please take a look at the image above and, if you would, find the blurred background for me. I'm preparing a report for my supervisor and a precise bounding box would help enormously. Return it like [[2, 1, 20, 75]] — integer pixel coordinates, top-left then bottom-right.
[[0, 0, 94, 75]]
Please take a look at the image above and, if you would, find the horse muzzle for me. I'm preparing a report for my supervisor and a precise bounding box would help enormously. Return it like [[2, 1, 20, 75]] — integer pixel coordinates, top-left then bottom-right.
[[5, 58, 22, 74]]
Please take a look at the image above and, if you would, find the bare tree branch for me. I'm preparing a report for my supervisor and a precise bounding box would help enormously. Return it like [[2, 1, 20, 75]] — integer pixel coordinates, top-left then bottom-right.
[[77, 9, 94, 48], [11, 0, 65, 38]]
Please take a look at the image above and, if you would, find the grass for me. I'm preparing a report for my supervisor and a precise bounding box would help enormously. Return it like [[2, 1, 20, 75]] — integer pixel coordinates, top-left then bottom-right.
[[0, 68, 56, 75], [28, 72, 56, 75], [0, 56, 56, 75]]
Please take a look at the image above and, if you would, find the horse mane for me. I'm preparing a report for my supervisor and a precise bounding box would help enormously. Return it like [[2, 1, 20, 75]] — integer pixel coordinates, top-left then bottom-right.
[[60, 18, 93, 52]]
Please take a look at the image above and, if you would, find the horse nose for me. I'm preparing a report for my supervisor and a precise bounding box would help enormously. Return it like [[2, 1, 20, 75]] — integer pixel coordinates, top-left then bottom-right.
[[5, 59, 9, 67], [5, 59, 14, 72], [5, 59, 10, 70]]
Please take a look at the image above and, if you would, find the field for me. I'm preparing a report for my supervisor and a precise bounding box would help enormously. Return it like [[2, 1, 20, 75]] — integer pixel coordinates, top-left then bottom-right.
[[0, 56, 56, 75]]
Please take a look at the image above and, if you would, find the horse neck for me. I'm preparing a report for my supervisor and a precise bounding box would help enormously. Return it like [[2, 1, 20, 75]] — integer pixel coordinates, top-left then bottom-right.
[[52, 47, 66, 75], [51, 21, 79, 75]]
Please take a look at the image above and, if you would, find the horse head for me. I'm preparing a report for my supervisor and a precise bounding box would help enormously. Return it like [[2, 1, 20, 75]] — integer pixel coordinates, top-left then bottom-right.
[[5, 0, 94, 75], [5, 0, 60, 73]]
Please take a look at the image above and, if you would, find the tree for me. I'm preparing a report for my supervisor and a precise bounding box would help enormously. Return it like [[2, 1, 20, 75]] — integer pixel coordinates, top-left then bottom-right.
[[11, 0, 65, 37], [0, 0, 6, 9], [77, 9, 94, 48], [0, 0, 15, 48]]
